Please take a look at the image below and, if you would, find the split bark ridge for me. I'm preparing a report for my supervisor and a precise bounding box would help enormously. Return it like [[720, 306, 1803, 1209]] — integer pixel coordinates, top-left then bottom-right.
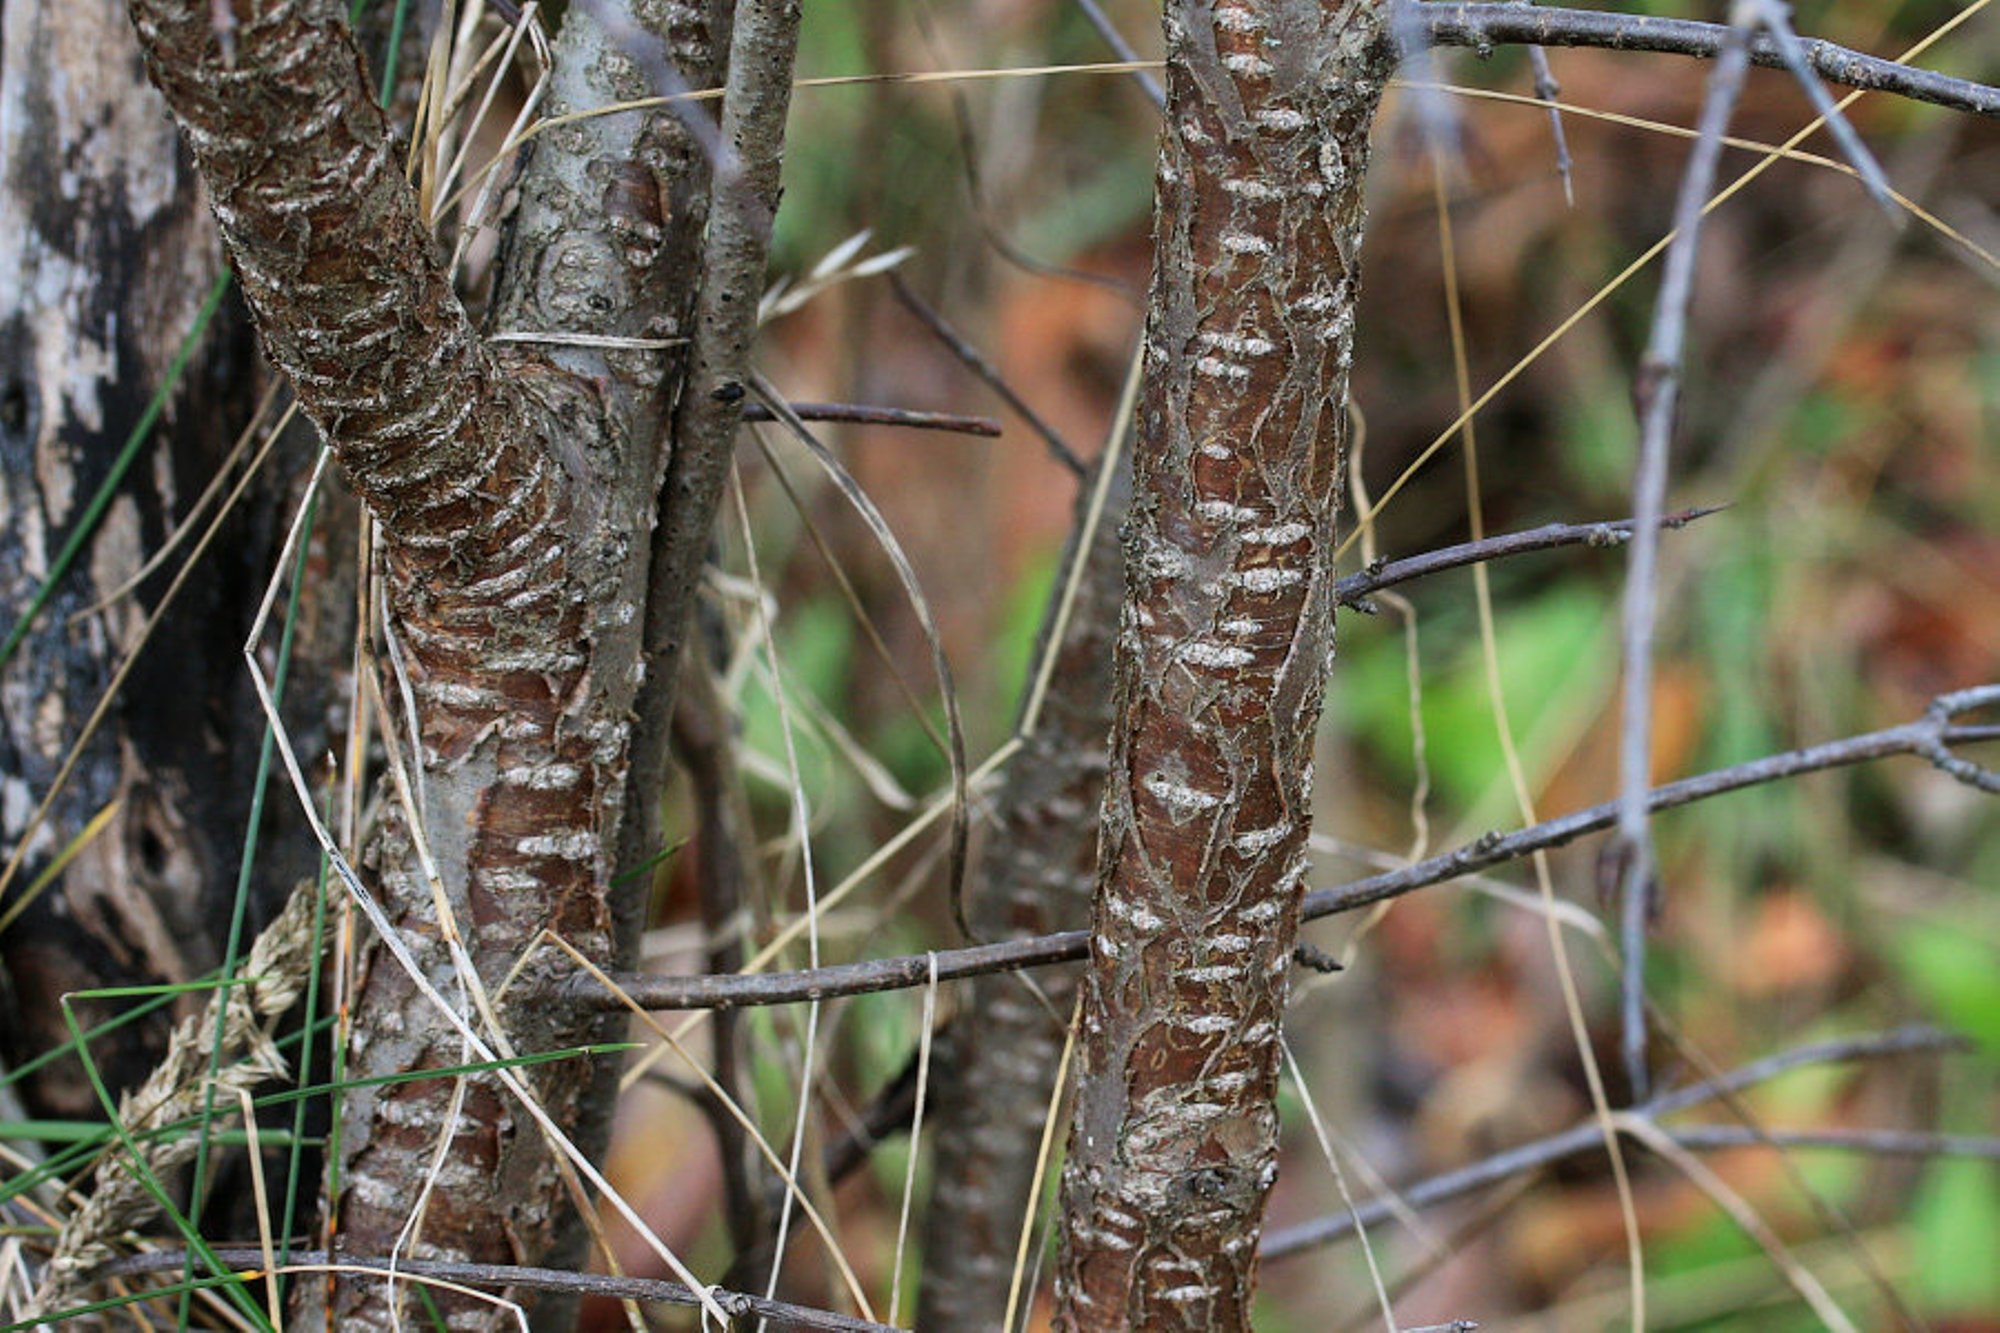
[[1054, 1, 1391, 1326], [120, 0, 750, 1323]]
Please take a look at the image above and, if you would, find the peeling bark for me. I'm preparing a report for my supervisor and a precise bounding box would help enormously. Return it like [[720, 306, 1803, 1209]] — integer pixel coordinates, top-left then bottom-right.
[[918, 455, 1129, 1331], [1052, 3, 1391, 1327]]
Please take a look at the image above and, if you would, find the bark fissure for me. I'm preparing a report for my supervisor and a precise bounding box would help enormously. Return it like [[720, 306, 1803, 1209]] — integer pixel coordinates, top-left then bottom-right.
[[1054, 2, 1391, 1326]]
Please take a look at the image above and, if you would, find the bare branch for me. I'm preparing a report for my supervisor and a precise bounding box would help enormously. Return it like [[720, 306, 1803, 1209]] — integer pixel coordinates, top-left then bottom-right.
[[1613, 11, 1752, 1103], [124, 0, 545, 569], [1411, 2, 2000, 120], [1262, 1026, 1972, 1259], [739, 400, 1003, 435], [1665, 1126, 2000, 1160], [1738, 0, 1895, 213], [1526, 40, 1574, 205], [578, 922, 1090, 1011], [1072, 0, 1166, 109], [617, 0, 804, 891], [672, 655, 770, 1262], [890, 275, 1090, 478], [1334, 507, 1723, 609], [1308, 685, 2000, 921], [567, 689, 1999, 1012], [94, 1250, 897, 1333]]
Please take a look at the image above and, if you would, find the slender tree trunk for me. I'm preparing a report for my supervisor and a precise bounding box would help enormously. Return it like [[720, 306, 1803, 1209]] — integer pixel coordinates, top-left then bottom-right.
[[475, 0, 729, 1297], [918, 453, 1130, 1330], [1053, 2, 1392, 1327], [113, 0, 792, 1323]]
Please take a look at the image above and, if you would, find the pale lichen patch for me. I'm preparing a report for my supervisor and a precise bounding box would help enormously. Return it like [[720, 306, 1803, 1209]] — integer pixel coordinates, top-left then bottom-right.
[[1242, 521, 1312, 546], [1179, 641, 1254, 670], [514, 831, 599, 860], [1230, 566, 1304, 593], [1141, 772, 1223, 817]]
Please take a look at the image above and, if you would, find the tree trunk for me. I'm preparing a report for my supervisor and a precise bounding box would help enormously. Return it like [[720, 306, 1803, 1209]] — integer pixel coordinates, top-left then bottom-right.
[[1053, 2, 1391, 1327], [918, 452, 1130, 1329], [113, 0, 792, 1323]]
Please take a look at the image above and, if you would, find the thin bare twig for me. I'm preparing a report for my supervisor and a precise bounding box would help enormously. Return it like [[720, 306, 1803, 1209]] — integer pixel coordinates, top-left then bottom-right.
[[1737, 0, 1896, 214], [739, 400, 1002, 435], [748, 379, 974, 944], [889, 274, 1089, 478], [1410, 2, 2000, 120], [1071, 0, 1166, 109], [93, 1249, 895, 1333], [1334, 506, 1723, 610], [1262, 1025, 1971, 1259], [1525, 37, 1574, 205], [567, 688, 2000, 1011], [617, 0, 803, 897], [670, 657, 768, 1262], [1664, 1126, 2000, 1159], [1612, 10, 1752, 1103]]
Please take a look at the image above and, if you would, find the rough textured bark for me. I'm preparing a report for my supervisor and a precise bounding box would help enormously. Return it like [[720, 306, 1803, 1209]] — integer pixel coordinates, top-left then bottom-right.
[[479, 0, 729, 1293], [114, 1, 727, 1324], [1053, 2, 1391, 1327], [0, 0, 280, 1115], [918, 455, 1130, 1330], [618, 0, 803, 894]]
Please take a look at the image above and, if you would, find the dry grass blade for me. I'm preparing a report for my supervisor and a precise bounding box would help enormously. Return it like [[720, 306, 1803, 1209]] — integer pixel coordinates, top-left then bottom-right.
[[726, 463, 848, 1317], [748, 379, 974, 944], [1002, 998, 1079, 1333], [887, 955, 939, 1324], [1414, 82, 2000, 270], [1283, 1041, 1396, 1333], [28, 879, 318, 1319], [1615, 1113, 1859, 1332], [1429, 151, 1648, 1326], [540, 937, 877, 1320]]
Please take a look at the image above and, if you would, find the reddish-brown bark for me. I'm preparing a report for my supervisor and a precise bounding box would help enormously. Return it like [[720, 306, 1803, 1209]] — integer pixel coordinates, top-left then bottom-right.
[[1053, 2, 1392, 1327], [117, 1, 726, 1324]]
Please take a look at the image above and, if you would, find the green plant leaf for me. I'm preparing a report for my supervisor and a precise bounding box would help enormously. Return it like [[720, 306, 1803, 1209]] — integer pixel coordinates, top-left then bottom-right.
[[1892, 921, 2000, 1055], [1911, 1157, 2000, 1315]]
